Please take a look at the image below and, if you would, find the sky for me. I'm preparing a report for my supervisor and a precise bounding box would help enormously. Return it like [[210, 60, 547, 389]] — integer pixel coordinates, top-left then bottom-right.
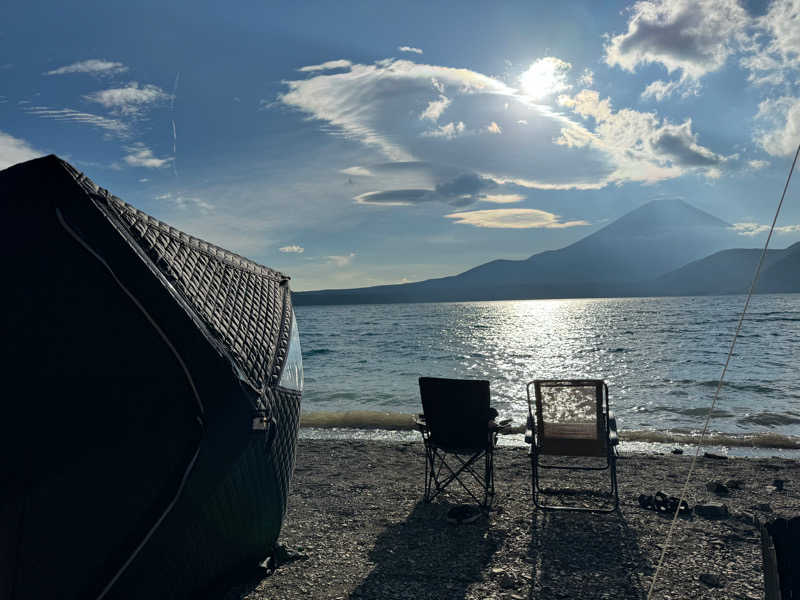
[[2, 0, 800, 291]]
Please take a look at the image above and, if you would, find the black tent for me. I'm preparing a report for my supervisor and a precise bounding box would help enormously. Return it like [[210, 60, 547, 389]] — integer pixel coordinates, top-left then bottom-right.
[[0, 156, 303, 599]]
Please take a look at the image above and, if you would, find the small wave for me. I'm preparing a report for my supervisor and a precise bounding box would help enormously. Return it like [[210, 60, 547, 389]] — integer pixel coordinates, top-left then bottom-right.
[[299, 413, 800, 448], [301, 410, 415, 431], [651, 405, 733, 418], [303, 348, 332, 357], [694, 380, 777, 394], [623, 429, 800, 449], [738, 412, 800, 427]]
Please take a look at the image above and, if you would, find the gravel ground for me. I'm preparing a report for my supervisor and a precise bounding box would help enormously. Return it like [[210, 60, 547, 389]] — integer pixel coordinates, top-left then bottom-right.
[[222, 440, 799, 600]]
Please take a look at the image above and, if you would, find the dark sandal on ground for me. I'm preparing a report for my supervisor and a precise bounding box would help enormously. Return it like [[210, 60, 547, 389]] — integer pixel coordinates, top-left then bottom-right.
[[447, 504, 482, 525], [654, 491, 671, 513]]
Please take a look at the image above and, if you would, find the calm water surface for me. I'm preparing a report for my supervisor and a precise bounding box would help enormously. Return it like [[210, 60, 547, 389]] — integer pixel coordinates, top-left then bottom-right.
[[296, 295, 800, 444]]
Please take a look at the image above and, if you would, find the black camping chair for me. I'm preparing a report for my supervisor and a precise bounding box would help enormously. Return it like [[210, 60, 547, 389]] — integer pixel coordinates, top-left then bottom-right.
[[525, 379, 619, 512], [415, 377, 507, 509]]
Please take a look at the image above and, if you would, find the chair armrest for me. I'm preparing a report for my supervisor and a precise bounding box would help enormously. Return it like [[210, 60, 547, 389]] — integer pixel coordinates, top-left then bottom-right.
[[413, 414, 427, 433], [607, 410, 619, 446], [524, 414, 534, 444]]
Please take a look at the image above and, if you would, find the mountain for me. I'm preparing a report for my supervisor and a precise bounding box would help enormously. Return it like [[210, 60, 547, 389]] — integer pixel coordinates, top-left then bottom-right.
[[294, 199, 765, 305]]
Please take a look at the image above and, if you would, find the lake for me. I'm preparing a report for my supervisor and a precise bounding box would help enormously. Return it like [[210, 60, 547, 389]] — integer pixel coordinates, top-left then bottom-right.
[[295, 294, 800, 453]]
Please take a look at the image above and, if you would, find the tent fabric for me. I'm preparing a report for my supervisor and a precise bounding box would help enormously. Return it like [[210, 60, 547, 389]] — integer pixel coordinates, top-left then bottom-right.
[[0, 155, 302, 599], [62, 160, 290, 395]]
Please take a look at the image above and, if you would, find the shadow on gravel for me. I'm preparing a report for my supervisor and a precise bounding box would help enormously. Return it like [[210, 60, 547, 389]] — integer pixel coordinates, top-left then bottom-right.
[[527, 509, 650, 599], [350, 500, 504, 600]]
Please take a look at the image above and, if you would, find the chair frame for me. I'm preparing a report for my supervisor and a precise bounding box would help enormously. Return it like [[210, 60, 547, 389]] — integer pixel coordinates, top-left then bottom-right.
[[415, 377, 505, 509], [416, 415, 496, 507], [526, 379, 619, 513]]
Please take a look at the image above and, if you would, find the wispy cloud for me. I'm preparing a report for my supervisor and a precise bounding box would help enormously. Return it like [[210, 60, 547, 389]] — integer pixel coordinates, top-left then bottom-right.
[[279, 245, 305, 253], [25, 106, 130, 137], [398, 46, 423, 55], [480, 194, 524, 204], [84, 82, 172, 116], [298, 59, 352, 72], [45, 59, 128, 76], [327, 252, 356, 266], [341, 166, 373, 176], [741, 0, 800, 86], [486, 121, 502, 134], [125, 143, 173, 168], [754, 96, 800, 157], [422, 120, 466, 139], [445, 208, 590, 229], [155, 191, 214, 212], [731, 222, 800, 236], [0, 130, 43, 169]]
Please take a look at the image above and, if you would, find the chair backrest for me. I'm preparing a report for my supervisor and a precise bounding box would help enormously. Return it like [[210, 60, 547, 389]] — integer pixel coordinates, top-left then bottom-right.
[[529, 379, 608, 457], [419, 377, 491, 451]]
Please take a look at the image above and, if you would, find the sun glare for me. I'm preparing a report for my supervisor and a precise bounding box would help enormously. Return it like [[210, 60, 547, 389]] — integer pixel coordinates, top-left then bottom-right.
[[519, 57, 571, 100]]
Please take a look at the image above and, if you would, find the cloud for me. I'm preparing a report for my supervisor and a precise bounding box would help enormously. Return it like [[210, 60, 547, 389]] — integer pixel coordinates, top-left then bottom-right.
[[0, 131, 43, 169], [125, 144, 173, 168], [277, 56, 732, 193], [354, 189, 433, 206], [45, 59, 128, 76], [84, 82, 172, 116], [25, 106, 129, 137], [279, 245, 305, 253], [422, 121, 466, 139], [640, 78, 699, 101], [604, 0, 750, 98], [398, 46, 423, 54], [435, 173, 496, 197], [741, 0, 800, 86], [341, 166, 373, 176], [327, 252, 356, 266], [420, 94, 451, 121], [578, 68, 594, 87], [731, 222, 800, 236], [298, 60, 352, 72], [518, 57, 572, 99], [557, 89, 732, 182], [445, 208, 590, 229], [156, 191, 214, 212], [480, 194, 524, 203], [754, 96, 800, 156], [748, 159, 770, 170], [278, 58, 514, 160]]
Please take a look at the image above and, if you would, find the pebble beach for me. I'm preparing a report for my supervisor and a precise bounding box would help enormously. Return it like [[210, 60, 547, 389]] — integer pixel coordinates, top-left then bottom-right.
[[222, 439, 800, 600]]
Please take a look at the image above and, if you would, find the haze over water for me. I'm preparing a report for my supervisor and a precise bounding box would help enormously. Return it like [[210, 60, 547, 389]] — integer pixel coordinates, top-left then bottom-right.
[[297, 294, 800, 449]]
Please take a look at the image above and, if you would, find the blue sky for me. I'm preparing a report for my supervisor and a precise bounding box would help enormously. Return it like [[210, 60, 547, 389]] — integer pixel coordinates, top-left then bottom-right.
[[2, 0, 800, 290]]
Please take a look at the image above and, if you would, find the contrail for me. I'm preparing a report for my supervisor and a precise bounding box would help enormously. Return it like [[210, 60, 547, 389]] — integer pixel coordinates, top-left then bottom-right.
[[171, 71, 179, 176]]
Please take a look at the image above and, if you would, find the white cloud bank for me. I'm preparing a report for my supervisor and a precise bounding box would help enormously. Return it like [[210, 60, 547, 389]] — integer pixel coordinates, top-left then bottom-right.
[[279, 245, 305, 253], [0, 131, 42, 169], [45, 59, 128, 76], [398, 46, 423, 54], [731, 222, 800, 236], [278, 56, 733, 196]]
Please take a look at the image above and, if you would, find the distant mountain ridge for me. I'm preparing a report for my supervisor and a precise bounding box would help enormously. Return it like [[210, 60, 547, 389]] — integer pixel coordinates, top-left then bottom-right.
[[295, 199, 800, 305]]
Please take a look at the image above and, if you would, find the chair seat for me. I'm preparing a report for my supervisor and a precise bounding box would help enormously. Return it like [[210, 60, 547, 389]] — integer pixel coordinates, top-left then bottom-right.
[[542, 422, 598, 440]]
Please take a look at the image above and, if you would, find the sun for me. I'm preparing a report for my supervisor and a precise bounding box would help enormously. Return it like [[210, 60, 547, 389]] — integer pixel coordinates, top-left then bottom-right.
[[519, 57, 572, 100]]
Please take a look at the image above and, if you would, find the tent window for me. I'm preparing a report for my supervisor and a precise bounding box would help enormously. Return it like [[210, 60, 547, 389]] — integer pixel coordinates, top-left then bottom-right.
[[278, 310, 303, 391]]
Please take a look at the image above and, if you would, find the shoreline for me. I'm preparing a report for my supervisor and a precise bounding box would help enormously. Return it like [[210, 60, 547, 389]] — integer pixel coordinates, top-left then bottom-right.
[[297, 412, 800, 458], [226, 439, 799, 600]]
